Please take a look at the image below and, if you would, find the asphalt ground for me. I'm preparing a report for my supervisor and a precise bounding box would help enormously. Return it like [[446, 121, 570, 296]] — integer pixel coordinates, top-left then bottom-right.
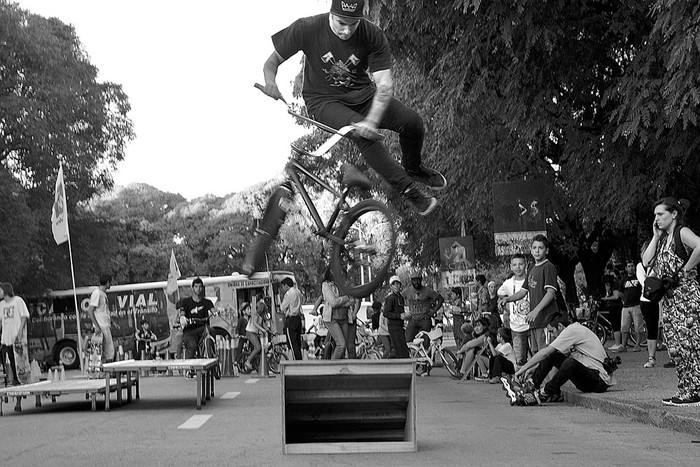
[[2, 350, 700, 466]]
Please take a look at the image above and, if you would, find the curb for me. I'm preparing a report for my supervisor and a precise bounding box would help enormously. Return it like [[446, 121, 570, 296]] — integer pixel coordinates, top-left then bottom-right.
[[562, 389, 700, 438]]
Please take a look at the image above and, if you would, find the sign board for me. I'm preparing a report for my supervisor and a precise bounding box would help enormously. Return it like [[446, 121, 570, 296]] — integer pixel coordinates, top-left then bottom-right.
[[492, 181, 547, 256], [439, 236, 475, 272]]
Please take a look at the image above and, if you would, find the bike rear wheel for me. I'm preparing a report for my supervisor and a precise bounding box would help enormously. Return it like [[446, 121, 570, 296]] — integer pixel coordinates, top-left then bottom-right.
[[439, 348, 461, 377], [331, 199, 396, 298]]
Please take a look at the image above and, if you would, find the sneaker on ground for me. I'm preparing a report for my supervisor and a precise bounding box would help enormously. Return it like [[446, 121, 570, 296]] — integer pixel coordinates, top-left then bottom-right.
[[474, 375, 488, 382], [663, 360, 676, 368], [538, 388, 564, 403], [405, 164, 447, 190], [449, 372, 464, 381], [662, 392, 682, 406], [489, 377, 502, 384], [403, 184, 438, 216], [631, 346, 641, 352], [669, 394, 700, 407], [643, 356, 657, 368], [610, 346, 627, 353], [607, 344, 622, 351]]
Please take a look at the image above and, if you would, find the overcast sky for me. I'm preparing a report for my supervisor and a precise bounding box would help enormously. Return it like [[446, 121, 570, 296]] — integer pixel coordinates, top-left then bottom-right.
[[16, 0, 327, 200]]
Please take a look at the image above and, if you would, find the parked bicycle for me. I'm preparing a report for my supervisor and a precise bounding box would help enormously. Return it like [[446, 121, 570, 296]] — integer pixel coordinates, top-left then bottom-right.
[[236, 331, 288, 375], [242, 84, 397, 298], [578, 297, 646, 347], [407, 324, 461, 377]]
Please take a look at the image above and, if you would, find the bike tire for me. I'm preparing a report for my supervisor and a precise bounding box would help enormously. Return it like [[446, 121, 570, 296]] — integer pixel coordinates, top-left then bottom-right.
[[331, 199, 397, 298], [235, 352, 253, 374], [439, 348, 461, 377], [204, 337, 221, 380], [268, 349, 288, 374]]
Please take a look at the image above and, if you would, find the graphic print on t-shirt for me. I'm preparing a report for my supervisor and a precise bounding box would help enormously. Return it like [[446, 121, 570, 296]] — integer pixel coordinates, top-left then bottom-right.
[[321, 51, 362, 88]]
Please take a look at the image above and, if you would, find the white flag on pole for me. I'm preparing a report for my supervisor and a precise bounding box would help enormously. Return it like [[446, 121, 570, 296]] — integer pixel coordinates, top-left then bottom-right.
[[51, 164, 69, 245], [166, 249, 181, 296]]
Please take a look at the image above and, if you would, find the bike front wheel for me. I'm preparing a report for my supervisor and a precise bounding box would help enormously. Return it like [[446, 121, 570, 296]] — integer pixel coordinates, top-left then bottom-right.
[[267, 346, 288, 374], [439, 348, 461, 377], [331, 199, 397, 298]]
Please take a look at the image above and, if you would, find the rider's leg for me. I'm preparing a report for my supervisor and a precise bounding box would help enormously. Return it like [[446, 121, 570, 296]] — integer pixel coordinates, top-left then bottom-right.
[[246, 331, 262, 368], [183, 327, 204, 359], [310, 101, 438, 214], [241, 182, 294, 276]]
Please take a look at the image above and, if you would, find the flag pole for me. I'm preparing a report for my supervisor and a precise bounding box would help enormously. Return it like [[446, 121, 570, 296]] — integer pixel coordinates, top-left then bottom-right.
[[55, 162, 85, 374], [66, 227, 85, 374]]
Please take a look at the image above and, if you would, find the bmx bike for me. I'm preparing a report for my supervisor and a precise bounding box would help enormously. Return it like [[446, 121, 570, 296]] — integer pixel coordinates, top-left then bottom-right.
[[236, 330, 288, 375], [242, 84, 397, 298], [407, 323, 461, 377]]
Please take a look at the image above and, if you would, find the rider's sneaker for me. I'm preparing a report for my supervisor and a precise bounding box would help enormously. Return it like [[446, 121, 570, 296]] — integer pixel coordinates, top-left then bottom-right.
[[449, 372, 464, 381], [537, 388, 564, 403], [403, 184, 438, 216], [405, 164, 447, 190]]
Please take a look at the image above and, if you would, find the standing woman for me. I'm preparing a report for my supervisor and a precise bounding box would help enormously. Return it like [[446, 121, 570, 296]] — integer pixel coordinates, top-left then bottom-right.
[[321, 268, 355, 360], [642, 197, 700, 406]]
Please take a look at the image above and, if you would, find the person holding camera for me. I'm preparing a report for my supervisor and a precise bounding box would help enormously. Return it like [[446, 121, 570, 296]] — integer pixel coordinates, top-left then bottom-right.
[[642, 197, 700, 407], [505, 312, 616, 406]]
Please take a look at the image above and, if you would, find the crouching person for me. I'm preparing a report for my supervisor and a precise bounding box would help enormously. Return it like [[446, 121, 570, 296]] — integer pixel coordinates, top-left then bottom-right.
[[510, 312, 616, 405]]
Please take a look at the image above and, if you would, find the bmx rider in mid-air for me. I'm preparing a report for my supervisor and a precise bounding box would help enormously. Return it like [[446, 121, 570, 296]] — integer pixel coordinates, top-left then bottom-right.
[[258, 0, 446, 216]]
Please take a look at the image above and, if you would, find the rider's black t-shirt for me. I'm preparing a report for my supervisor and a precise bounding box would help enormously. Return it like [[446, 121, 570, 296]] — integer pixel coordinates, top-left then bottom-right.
[[180, 297, 214, 333], [272, 14, 392, 110]]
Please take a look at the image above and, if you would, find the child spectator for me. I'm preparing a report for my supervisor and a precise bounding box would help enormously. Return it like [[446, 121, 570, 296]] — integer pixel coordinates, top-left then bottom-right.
[[235, 302, 250, 361], [135, 319, 157, 359], [497, 253, 529, 367], [499, 234, 560, 354], [485, 327, 516, 383], [453, 316, 491, 381]]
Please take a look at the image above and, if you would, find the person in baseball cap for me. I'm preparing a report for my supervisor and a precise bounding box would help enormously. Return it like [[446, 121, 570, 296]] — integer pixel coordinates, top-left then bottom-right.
[[389, 275, 402, 285], [330, 0, 365, 19]]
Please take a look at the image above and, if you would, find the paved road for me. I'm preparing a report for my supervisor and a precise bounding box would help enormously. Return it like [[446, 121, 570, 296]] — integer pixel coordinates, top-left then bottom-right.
[[2, 365, 699, 466]]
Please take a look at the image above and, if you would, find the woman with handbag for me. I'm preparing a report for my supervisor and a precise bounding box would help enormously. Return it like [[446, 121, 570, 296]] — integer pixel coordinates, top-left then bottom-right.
[[642, 197, 700, 406]]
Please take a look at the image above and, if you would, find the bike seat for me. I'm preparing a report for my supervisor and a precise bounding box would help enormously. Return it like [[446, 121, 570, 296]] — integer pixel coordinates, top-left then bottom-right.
[[342, 164, 373, 190]]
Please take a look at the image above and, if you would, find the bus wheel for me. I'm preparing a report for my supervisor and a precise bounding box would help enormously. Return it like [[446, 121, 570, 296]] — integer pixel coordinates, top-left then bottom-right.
[[55, 341, 80, 369]]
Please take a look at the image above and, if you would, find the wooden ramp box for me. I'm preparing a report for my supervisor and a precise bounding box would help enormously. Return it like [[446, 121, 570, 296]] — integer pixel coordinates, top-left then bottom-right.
[[281, 359, 416, 454]]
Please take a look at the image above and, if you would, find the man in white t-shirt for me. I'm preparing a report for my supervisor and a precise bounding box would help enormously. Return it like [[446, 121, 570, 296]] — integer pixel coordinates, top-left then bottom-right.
[[87, 274, 114, 363], [0, 282, 29, 385], [509, 312, 615, 405], [497, 253, 529, 367]]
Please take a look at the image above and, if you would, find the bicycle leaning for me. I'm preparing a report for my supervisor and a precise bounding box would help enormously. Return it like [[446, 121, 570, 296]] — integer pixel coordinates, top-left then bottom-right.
[[242, 84, 397, 298], [407, 323, 461, 377]]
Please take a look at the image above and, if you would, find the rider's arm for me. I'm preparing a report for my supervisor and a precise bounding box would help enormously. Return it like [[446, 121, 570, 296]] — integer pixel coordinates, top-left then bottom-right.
[[354, 69, 392, 137], [262, 51, 287, 101], [430, 292, 445, 316]]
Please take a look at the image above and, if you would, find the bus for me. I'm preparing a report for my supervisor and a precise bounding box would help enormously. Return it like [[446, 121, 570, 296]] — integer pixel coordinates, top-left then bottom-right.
[[26, 271, 295, 369]]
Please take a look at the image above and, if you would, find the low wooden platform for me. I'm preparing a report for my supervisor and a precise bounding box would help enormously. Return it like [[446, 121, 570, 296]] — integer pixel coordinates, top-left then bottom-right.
[[281, 359, 417, 454], [0, 377, 128, 415], [102, 358, 218, 410]]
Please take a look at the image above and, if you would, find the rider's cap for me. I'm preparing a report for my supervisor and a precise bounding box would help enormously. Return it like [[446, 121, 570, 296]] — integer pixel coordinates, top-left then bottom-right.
[[409, 270, 422, 279], [389, 275, 401, 285], [330, 0, 364, 19]]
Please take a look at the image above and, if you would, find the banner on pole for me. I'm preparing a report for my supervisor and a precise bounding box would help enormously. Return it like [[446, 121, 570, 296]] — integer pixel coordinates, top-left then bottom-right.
[[166, 249, 181, 298], [51, 165, 69, 245], [492, 181, 547, 256]]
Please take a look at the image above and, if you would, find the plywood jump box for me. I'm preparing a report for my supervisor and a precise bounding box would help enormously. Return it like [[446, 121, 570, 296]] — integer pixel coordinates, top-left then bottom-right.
[[280, 359, 417, 454]]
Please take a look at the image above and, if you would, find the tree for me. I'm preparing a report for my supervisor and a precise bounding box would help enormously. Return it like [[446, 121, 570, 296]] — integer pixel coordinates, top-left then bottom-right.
[[1, 2, 134, 206], [370, 0, 700, 300]]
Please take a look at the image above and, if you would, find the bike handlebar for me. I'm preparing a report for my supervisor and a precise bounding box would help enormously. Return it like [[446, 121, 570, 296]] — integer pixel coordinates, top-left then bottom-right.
[[253, 83, 384, 142]]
